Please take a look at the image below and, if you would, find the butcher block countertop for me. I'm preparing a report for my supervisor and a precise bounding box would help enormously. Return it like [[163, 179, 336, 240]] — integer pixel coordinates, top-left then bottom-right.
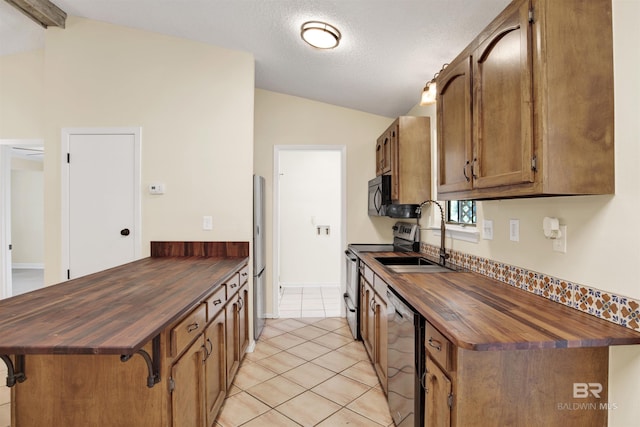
[[0, 255, 248, 356], [356, 251, 640, 351]]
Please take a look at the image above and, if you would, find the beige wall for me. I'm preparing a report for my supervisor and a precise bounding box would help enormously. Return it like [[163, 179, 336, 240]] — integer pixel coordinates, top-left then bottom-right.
[[0, 49, 44, 138], [10, 158, 44, 265], [254, 89, 397, 312], [409, 1, 640, 424], [40, 17, 255, 284]]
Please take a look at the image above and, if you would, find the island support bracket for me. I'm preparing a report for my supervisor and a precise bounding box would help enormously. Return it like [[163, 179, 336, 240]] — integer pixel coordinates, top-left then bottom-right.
[[120, 335, 161, 388], [1, 354, 26, 387]]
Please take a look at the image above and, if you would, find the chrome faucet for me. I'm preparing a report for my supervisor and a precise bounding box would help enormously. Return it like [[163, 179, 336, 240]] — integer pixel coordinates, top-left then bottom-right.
[[417, 200, 449, 266]]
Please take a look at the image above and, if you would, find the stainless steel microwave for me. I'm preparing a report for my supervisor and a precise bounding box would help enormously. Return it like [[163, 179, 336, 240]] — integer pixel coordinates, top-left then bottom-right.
[[368, 175, 391, 216], [367, 175, 421, 218]]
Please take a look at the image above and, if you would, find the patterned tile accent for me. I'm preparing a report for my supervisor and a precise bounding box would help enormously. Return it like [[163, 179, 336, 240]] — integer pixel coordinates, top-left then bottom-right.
[[420, 243, 640, 333]]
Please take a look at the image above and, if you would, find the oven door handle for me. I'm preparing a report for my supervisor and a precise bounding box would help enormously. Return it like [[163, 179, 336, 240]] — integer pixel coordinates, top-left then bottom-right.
[[343, 293, 356, 313]]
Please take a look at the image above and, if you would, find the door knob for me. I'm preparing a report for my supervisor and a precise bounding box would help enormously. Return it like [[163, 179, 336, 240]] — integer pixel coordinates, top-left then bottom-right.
[[120, 228, 130, 236]]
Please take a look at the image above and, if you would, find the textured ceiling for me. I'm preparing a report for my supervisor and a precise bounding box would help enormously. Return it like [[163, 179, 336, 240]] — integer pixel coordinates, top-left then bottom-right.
[[0, 0, 512, 117]]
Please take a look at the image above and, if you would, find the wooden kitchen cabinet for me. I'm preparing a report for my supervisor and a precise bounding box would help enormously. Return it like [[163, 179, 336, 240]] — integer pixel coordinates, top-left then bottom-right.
[[376, 123, 395, 176], [423, 320, 608, 426], [375, 116, 431, 204], [171, 334, 206, 427], [424, 357, 452, 427], [204, 309, 226, 426], [5, 244, 250, 427], [437, 0, 614, 200], [359, 264, 389, 393]]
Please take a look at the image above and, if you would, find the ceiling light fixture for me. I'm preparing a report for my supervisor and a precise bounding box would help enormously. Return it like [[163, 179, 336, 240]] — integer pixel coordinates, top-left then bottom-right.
[[420, 63, 448, 105], [301, 21, 341, 49]]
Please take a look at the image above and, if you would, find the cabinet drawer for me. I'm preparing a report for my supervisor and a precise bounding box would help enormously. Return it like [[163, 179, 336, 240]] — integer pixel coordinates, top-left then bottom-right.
[[239, 265, 249, 285], [373, 274, 388, 301], [226, 273, 240, 298], [362, 264, 374, 285], [171, 304, 207, 357], [425, 322, 452, 371], [206, 285, 227, 320]]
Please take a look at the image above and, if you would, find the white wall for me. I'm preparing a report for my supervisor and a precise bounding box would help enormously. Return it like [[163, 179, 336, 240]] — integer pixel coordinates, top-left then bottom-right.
[[409, 2, 640, 424], [254, 89, 396, 312], [39, 17, 255, 284], [10, 158, 43, 265]]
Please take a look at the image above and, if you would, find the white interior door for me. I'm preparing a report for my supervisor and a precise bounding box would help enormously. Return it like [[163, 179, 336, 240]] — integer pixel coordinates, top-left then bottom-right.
[[63, 129, 141, 280]]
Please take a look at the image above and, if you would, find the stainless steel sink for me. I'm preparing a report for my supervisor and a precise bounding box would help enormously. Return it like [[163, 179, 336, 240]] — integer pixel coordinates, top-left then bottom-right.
[[374, 256, 435, 266], [374, 256, 456, 273]]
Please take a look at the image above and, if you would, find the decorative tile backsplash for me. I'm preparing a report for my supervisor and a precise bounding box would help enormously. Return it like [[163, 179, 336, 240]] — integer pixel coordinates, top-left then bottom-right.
[[421, 243, 640, 333]]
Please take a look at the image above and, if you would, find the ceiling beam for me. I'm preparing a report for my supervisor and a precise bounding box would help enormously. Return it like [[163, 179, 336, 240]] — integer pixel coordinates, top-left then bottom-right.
[[4, 0, 66, 28]]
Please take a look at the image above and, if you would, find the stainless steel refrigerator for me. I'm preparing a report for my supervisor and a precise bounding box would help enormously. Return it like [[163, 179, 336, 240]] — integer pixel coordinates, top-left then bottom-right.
[[253, 175, 266, 339]]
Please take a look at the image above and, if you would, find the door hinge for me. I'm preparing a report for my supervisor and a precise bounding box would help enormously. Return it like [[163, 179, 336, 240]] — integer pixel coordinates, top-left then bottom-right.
[[169, 377, 175, 393], [67, 269, 70, 280], [8, 244, 11, 250], [67, 153, 70, 163], [531, 155, 537, 171], [448, 393, 454, 407], [528, 7, 534, 23]]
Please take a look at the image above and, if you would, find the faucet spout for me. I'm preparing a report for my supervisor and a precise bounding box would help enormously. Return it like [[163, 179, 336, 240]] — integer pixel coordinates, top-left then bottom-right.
[[419, 200, 449, 266]]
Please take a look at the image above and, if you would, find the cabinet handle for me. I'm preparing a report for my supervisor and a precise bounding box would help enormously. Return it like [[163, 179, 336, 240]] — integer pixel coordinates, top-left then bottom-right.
[[421, 371, 428, 390], [212, 298, 222, 306], [241, 272, 248, 277], [428, 337, 442, 352], [471, 157, 478, 179], [463, 160, 471, 182], [206, 338, 213, 356], [230, 283, 238, 289], [187, 322, 199, 333], [237, 297, 244, 311]]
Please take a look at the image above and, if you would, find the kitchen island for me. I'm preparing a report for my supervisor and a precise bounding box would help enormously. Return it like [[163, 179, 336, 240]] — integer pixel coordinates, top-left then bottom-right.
[[356, 250, 640, 426], [0, 241, 249, 427]]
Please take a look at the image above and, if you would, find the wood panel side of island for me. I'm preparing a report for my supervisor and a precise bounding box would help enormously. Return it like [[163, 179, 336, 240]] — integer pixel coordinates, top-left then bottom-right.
[[151, 241, 249, 258]]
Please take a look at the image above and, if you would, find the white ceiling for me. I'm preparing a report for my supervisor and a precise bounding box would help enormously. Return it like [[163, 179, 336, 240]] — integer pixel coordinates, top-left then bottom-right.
[[0, 0, 512, 118]]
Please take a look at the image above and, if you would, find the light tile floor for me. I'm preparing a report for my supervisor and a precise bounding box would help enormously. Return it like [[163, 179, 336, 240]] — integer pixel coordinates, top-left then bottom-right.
[[278, 286, 342, 318], [215, 317, 394, 427]]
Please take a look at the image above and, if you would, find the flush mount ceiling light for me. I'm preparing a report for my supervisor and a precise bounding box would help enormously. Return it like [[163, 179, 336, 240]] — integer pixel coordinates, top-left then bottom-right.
[[301, 21, 341, 49]]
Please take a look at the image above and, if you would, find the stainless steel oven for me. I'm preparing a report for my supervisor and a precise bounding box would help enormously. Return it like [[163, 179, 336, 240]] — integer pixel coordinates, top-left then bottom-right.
[[343, 222, 420, 340]]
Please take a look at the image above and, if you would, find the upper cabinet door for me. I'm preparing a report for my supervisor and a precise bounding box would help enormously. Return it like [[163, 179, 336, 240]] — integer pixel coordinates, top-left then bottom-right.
[[472, 1, 534, 190], [437, 57, 473, 194]]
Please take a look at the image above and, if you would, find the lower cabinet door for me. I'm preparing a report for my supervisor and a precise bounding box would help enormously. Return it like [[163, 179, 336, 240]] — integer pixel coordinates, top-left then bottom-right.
[[375, 296, 388, 394], [238, 284, 250, 355], [225, 294, 240, 389], [425, 356, 452, 427], [205, 310, 227, 426], [171, 336, 206, 427]]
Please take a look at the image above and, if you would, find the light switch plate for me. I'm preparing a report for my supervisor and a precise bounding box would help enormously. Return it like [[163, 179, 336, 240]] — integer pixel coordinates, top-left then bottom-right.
[[509, 219, 519, 242]]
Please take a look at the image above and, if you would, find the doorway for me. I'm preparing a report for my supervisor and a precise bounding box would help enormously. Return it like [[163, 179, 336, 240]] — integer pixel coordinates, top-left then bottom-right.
[[273, 145, 346, 318], [0, 139, 45, 299]]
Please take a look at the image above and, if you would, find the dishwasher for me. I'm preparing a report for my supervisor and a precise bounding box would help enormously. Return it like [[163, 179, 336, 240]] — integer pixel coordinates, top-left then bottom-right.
[[387, 287, 425, 427]]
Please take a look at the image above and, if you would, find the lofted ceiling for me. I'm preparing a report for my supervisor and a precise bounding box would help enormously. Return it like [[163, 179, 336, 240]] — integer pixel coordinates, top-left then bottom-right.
[[0, 0, 512, 118]]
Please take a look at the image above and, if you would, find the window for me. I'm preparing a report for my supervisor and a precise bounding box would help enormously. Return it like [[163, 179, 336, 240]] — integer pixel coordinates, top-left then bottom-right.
[[447, 200, 476, 225]]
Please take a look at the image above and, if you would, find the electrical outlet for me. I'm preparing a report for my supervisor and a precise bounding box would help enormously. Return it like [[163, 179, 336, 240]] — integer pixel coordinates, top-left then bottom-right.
[[552, 225, 567, 253], [509, 219, 519, 242], [202, 216, 213, 230], [482, 220, 494, 240]]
